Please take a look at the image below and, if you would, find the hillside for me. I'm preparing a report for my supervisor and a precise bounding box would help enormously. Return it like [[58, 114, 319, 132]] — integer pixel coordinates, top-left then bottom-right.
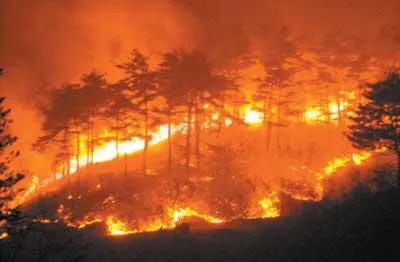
[[2, 187, 399, 261]]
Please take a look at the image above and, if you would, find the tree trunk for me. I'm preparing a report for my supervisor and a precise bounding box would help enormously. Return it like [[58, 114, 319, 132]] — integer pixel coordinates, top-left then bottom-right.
[[115, 113, 120, 159], [336, 96, 343, 126], [167, 106, 172, 175], [276, 91, 281, 152], [76, 131, 81, 192], [266, 96, 272, 152], [64, 130, 70, 176], [90, 116, 95, 164], [76, 132, 80, 171], [194, 99, 201, 169], [124, 128, 128, 181], [86, 129, 91, 166], [266, 122, 272, 152], [186, 100, 193, 176], [217, 96, 225, 140], [143, 99, 149, 176]]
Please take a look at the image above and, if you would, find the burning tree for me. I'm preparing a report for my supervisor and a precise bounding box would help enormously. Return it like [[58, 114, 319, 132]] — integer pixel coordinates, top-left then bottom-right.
[[157, 51, 187, 174], [347, 72, 400, 186], [157, 50, 229, 174], [117, 50, 159, 175], [35, 71, 108, 179], [0, 69, 25, 238]]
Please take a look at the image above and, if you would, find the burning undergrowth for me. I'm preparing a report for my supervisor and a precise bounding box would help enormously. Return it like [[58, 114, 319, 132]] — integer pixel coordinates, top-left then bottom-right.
[[24, 124, 391, 237]]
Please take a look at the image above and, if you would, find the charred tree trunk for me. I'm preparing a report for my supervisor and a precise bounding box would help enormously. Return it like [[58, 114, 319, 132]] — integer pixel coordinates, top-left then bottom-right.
[[75, 132, 80, 171], [194, 99, 201, 169], [76, 131, 81, 192], [115, 113, 120, 159], [276, 91, 282, 152], [266, 96, 273, 152], [217, 96, 225, 140], [89, 115, 95, 165], [86, 129, 91, 166], [143, 98, 149, 176], [263, 98, 269, 152], [124, 128, 128, 181], [185, 99, 193, 176], [167, 105, 172, 175], [336, 96, 343, 126], [64, 130, 70, 177]]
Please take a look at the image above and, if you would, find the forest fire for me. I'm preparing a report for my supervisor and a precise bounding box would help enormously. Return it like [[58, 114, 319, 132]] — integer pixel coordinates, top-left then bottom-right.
[[11, 89, 383, 236], [1, 2, 400, 260]]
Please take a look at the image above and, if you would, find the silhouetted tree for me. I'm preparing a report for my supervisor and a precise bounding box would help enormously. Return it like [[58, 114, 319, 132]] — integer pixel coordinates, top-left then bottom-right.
[[255, 66, 298, 152], [36, 71, 108, 179], [347, 72, 400, 186], [35, 83, 81, 176], [118, 50, 159, 175], [157, 51, 187, 174], [167, 50, 232, 172], [0, 69, 25, 238], [79, 71, 108, 166], [102, 81, 139, 159]]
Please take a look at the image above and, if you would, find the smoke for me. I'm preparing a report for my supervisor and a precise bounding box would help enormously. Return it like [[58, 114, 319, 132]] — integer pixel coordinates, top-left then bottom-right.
[[0, 0, 399, 178]]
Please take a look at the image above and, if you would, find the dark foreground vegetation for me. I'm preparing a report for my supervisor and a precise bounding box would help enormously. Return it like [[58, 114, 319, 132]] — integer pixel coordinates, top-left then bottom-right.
[[1, 187, 399, 262]]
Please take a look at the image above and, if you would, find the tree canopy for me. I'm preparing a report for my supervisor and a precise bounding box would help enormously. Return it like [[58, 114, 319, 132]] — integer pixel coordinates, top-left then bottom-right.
[[347, 71, 400, 185]]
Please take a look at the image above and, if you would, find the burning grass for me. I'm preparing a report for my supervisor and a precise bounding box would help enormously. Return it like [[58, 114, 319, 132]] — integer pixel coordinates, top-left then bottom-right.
[[22, 121, 388, 237]]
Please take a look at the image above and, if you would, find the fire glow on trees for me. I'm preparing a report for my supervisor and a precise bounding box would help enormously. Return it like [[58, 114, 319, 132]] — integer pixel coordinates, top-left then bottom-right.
[[6, 43, 392, 240], [14, 80, 379, 237]]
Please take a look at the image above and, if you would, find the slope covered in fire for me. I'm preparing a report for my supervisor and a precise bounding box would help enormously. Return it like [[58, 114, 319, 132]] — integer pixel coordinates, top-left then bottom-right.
[[24, 115, 395, 236], [9, 46, 396, 237]]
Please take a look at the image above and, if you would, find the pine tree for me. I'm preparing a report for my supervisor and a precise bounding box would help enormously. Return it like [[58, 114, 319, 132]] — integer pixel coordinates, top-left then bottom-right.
[[158, 50, 229, 174], [117, 50, 159, 175], [347, 71, 400, 186], [79, 71, 108, 167], [35, 83, 82, 177], [35, 71, 108, 178], [157, 51, 187, 174], [0, 69, 25, 237]]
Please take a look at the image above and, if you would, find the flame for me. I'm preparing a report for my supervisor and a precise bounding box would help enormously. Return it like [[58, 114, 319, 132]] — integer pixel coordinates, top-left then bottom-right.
[[106, 217, 136, 236], [168, 207, 224, 224], [224, 118, 233, 127], [352, 152, 372, 165], [258, 192, 280, 218], [0, 232, 8, 240], [12, 176, 39, 206], [48, 150, 373, 236], [312, 151, 373, 200], [304, 98, 350, 124], [304, 107, 325, 123], [242, 106, 263, 125], [104, 207, 223, 236]]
